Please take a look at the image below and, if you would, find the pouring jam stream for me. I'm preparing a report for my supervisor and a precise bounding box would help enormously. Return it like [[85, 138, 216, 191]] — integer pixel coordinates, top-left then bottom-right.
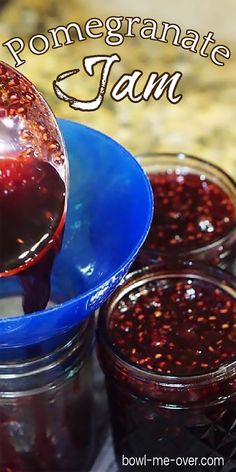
[[0, 61, 68, 314]]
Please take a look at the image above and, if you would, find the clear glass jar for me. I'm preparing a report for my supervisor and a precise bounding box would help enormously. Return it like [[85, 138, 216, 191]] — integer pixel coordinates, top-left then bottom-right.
[[0, 315, 95, 472], [97, 265, 236, 471], [135, 153, 236, 272]]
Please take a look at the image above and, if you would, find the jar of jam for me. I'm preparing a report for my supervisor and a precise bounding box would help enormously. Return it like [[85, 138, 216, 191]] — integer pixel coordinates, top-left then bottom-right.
[[97, 264, 236, 471], [0, 316, 95, 472], [135, 153, 236, 271]]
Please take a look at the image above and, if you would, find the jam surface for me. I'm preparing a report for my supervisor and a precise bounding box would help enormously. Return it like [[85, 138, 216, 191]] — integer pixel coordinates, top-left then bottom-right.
[[144, 171, 236, 255], [108, 276, 236, 376]]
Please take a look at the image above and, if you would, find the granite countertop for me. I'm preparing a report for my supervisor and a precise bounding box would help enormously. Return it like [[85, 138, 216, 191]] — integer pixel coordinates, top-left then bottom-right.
[[0, 0, 235, 179]]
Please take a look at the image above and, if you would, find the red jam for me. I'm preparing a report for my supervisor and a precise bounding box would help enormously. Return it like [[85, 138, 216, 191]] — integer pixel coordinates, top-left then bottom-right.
[[0, 60, 67, 314], [138, 170, 236, 267], [108, 276, 236, 376], [0, 318, 95, 472], [0, 156, 65, 314], [0, 157, 65, 274], [97, 266, 236, 471]]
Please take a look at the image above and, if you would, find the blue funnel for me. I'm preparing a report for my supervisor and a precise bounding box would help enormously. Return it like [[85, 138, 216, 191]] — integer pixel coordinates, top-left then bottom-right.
[[0, 119, 153, 347]]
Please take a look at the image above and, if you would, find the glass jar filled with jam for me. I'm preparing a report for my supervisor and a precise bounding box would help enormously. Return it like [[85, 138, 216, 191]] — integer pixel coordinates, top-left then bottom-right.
[[135, 153, 236, 271], [0, 316, 95, 472], [97, 264, 236, 471]]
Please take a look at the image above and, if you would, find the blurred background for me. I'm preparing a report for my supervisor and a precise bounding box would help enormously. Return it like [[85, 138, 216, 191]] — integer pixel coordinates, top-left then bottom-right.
[[0, 0, 235, 176]]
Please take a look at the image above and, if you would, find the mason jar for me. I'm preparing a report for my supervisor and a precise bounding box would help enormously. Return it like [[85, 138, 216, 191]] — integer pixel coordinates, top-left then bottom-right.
[[97, 264, 236, 471], [0, 315, 95, 472], [135, 153, 236, 272]]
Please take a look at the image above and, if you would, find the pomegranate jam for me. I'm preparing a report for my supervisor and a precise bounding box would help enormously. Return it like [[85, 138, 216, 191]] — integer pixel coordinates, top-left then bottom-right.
[[136, 154, 236, 269], [0, 60, 68, 314], [0, 157, 65, 275], [0, 317, 95, 472], [97, 264, 236, 471]]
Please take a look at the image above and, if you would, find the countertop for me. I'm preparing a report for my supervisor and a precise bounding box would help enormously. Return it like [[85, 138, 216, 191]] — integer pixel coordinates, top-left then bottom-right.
[[0, 0, 235, 178]]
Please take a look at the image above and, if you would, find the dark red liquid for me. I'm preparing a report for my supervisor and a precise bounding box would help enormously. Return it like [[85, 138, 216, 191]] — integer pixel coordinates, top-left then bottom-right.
[[0, 318, 95, 472], [0, 373, 94, 472], [98, 272, 236, 471], [108, 277, 236, 376], [0, 157, 66, 313], [138, 171, 236, 266]]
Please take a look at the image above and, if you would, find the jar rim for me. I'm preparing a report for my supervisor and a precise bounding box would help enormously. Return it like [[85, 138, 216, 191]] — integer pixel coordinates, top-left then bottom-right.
[[135, 152, 236, 257], [97, 262, 236, 387], [0, 316, 94, 395]]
